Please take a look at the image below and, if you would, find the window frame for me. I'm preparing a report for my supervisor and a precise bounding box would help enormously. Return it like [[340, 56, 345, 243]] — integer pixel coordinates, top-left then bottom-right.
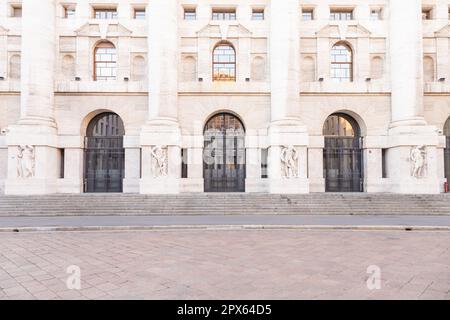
[[330, 9, 354, 21], [93, 8, 118, 20], [330, 42, 353, 83], [93, 41, 118, 81], [212, 8, 237, 21], [184, 7, 197, 20], [251, 8, 265, 20], [212, 42, 236, 82]]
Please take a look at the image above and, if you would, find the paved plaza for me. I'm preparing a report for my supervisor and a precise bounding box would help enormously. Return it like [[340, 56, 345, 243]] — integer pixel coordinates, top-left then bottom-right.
[[0, 229, 449, 300]]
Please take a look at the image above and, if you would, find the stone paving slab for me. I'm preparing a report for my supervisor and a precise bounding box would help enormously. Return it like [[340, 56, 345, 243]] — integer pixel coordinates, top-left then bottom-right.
[[0, 229, 449, 300]]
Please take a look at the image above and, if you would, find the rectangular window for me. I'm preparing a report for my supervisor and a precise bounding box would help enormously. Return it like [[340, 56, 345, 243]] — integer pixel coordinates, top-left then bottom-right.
[[184, 8, 197, 20], [64, 6, 76, 19], [302, 9, 314, 21], [212, 9, 236, 21], [134, 9, 146, 20], [252, 8, 264, 20], [370, 8, 382, 20], [94, 9, 118, 19], [261, 149, 268, 179], [422, 8, 432, 20], [330, 10, 353, 21], [181, 149, 188, 179], [11, 5, 22, 17]]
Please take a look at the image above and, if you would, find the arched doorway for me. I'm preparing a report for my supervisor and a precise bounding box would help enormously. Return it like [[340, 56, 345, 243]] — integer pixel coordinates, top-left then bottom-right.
[[444, 118, 450, 183], [323, 113, 364, 192], [84, 112, 125, 193], [204, 113, 246, 192]]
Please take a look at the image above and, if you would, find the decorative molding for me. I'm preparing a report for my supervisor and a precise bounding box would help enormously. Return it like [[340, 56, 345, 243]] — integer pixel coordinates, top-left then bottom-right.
[[435, 23, 450, 38], [197, 23, 252, 39], [316, 23, 371, 39], [75, 22, 132, 38], [0, 25, 9, 36]]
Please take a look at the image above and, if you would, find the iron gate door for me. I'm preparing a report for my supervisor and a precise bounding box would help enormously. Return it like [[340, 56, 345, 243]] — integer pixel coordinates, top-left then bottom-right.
[[324, 137, 364, 192], [84, 137, 125, 193], [445, 137, 450, 183], [204, 113, 246, 192]]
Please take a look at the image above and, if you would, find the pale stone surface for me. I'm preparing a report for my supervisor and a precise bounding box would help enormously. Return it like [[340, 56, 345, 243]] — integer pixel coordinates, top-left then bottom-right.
[[0, 229, 448, 300], [0, 0, 449, 195]]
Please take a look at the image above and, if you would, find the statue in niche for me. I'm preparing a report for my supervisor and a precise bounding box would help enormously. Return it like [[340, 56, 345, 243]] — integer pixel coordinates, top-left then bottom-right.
[[280, 146, 299, 178], [150, 146, 168, 178], [410, 145, 427, 178], [17, 145, 35, 178]]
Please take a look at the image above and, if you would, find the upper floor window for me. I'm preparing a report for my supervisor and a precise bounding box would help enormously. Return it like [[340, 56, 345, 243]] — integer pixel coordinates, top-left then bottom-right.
[[64, 5, 76, 19], [302, 9, 314, 21], [212, 9, 236, 21], [184, 8, 197, 20], [330, 9, 353, 21], [94, 41, 117, 81], [370, 8, 383, 20], [213, 42, 236, 81], [134, 8, 146, 19], [252, 8, 265, 20], [11, 5, 22, 17], [422, 8, 433, 20], [94, 8, 118, 19], [331, 42, 353, 82]]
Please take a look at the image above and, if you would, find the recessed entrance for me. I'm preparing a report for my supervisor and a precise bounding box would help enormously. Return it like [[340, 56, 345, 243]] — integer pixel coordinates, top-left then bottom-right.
[[84, 112, 125, 193], [323, 113, 364, 192], [203, 113, 246, 192]]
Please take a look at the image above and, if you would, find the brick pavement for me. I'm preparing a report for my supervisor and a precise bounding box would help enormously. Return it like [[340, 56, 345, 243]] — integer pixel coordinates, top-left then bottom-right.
[[0, 229, 449, 300]]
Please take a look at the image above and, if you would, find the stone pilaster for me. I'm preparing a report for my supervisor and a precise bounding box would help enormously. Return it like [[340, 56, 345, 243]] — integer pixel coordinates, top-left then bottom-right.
[[140, 0, 181, 194], [267, 0, 309, 194], [386, 0, 444, 194], [5, 0, 59, 195]]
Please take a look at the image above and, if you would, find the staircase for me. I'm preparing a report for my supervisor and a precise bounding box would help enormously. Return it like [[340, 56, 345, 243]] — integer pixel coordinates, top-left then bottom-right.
[[0, 193, 449, 216]]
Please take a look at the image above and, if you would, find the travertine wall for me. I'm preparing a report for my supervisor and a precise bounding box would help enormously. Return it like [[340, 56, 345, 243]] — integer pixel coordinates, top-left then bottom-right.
[[0, 0, 449, 194]]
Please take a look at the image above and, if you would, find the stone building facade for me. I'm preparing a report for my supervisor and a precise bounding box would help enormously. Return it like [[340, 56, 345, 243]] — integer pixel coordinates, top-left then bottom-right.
[[0, 0, 450, 195]]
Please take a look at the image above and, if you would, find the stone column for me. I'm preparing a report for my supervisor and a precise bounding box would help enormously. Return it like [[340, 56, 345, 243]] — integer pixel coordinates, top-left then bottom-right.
[[5, 0, 59, 195], [140, 0, 181, 194], [386, 0, 443, 194], [389, 0, 425, 127], [267, 0, 309, 194]]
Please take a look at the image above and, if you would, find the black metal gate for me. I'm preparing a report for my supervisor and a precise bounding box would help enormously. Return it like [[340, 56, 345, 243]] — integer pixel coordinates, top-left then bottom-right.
[[204, 113, 246, 192], [84, 137, 125, 193], [324, 137, 364, 192], [445, 137, 450, 183], [84, 112, 125, 193]]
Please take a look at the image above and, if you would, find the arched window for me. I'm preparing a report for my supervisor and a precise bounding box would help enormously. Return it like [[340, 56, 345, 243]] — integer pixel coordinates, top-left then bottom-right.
[[331, 42, 353, 82], [94, 41, 117, 81], [213, 42, 236, 81]]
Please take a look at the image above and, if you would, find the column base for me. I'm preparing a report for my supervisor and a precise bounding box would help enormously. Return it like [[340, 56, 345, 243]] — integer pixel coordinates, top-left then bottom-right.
[[385, 124, 445, 195]]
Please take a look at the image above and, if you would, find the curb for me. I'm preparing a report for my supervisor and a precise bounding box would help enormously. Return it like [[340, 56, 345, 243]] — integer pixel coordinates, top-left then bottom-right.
[[0, 225, 450, 233]]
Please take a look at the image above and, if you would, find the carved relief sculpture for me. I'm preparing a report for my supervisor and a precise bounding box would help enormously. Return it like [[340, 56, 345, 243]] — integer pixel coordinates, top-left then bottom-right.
[[280, 146, 299, 178], [150, 146, 168, 178], [410, 145, 427, 178], [17, 145, 35, 178]]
